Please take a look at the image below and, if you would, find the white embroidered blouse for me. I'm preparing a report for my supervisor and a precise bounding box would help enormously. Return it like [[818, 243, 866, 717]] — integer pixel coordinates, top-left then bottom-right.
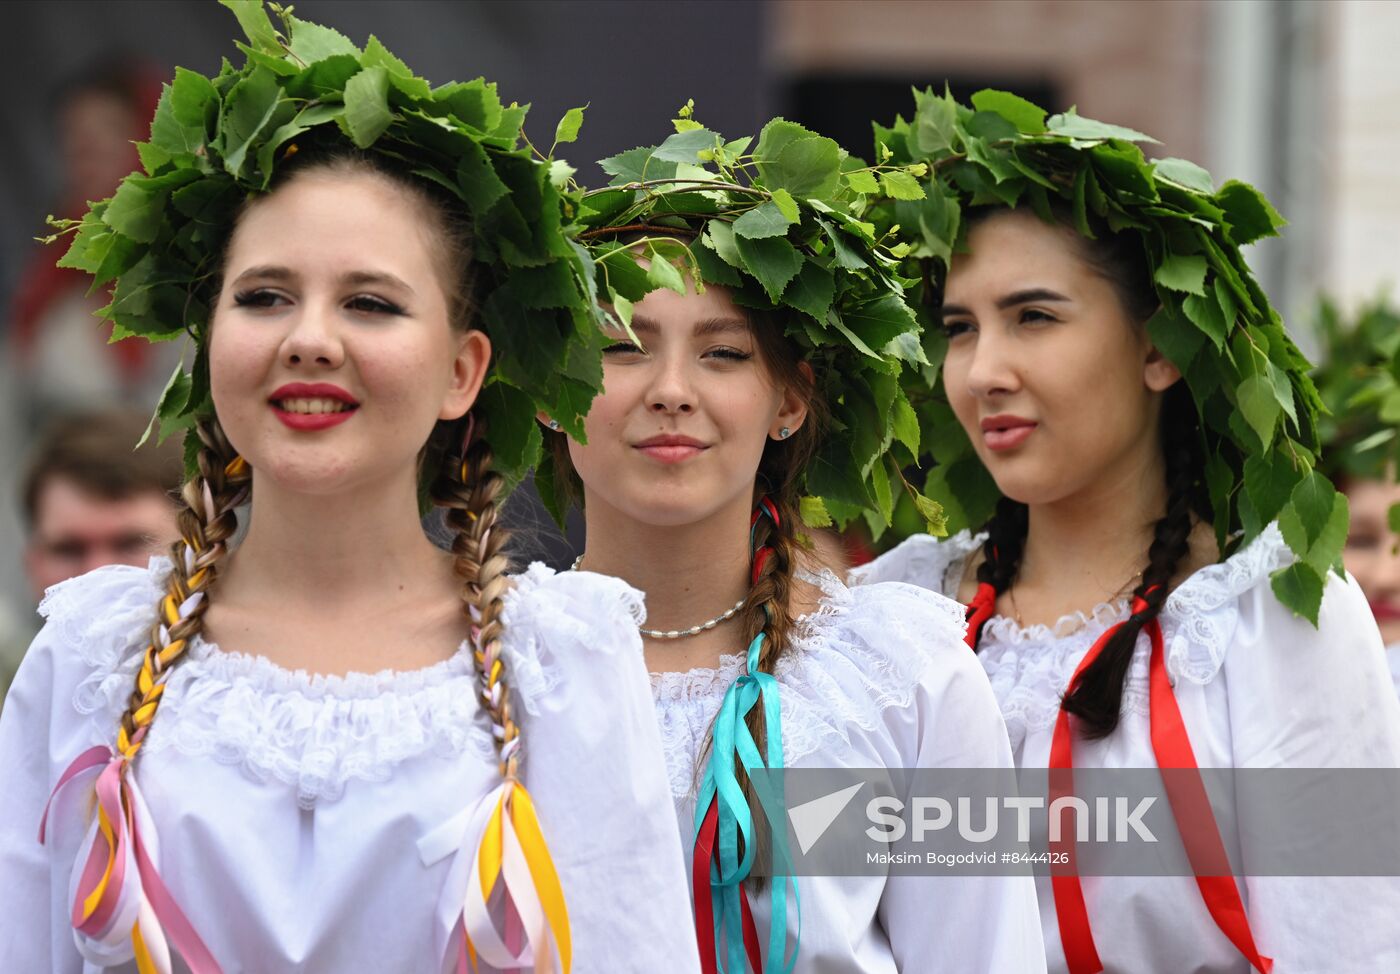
[[850, 525, 1400, 973], [650, 571, 1047, 973], [0, 559, 700, 974]]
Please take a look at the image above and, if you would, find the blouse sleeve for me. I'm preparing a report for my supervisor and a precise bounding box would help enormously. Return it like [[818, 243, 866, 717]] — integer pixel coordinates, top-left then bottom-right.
[[502, 565, 701, 973], [1225, 571, 1400, 972], [0, 620, 72, 973], [856, 582, 1049, 973]]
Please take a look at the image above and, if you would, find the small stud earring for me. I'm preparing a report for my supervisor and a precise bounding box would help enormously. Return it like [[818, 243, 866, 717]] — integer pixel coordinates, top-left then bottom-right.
[[778, 427, 792, 439], [546, 419, 561, 431]]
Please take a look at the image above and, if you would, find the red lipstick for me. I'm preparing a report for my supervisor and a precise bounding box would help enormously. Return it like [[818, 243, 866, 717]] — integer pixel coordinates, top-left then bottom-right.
[[269, 383, 360, 431]]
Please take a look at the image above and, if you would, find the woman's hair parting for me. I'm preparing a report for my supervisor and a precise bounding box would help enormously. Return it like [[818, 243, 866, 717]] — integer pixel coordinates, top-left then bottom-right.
[[114, 149, 526, 778], [967, 211, 1211, 739]]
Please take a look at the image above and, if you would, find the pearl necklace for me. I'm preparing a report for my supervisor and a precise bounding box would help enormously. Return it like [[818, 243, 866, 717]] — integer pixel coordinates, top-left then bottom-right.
[[570, 555, 746, 640]]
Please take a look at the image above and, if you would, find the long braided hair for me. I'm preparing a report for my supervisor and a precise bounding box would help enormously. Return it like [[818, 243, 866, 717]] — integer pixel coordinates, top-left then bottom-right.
[[966, 213, 1212, 740], [114, 149, 526, 778]]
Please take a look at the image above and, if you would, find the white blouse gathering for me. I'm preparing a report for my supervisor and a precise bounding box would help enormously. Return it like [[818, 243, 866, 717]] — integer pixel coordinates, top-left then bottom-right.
[[0, 559, 700, 974], [851, 524, 1400, 974], [650, 569, 1048, 973]]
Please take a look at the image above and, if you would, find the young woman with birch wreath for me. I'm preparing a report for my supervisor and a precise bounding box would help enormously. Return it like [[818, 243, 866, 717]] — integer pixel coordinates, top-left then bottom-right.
[[0, 4, 697, 972], [852, 89, 1400, 973], [531, 110, 1046, 973]]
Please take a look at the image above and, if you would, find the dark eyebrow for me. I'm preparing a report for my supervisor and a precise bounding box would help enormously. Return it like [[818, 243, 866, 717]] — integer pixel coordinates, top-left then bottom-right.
[[229, 265, 416, 295], [625, 314, 750, 337], [941, 288, 1072, 319]]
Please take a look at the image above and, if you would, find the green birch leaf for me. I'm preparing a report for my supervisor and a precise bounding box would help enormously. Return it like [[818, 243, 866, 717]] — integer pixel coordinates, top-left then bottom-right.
[[652, 127, 719, 164], [770, 188, 800, 223], [733, 200, 796, 239], [1154, 157, 1215, 195], [1237, 374, 1281, 446], [871, 456, 894, 524], [799, 495, 833, 528], [101, 182, 162, 244], [1216, 179, 1285, 245], [220, 0, 282, 54], [846, 169, 880, 194], [970, 89, 1046, 134], [1389, 503, 1400, 536], [646, 253, 686, 295], [911, 490, 948, 536], [362, 35, 432, 99], [892, 386, 920, 455], [878, 170, 925, 200], [734, 234, 803, 300], [598, 145, 678, 184], [1155, 252, 1208, 295], [219, 66, 285, 175], [783, 260, 835, 321], [1182, 292, 1228, 349], [912, 88, 957, 155], [1048, 110, 1157, 143], [1270, 563, 1323, 625], [343, 65, 392, 148], [704, 220, 742, 268], [288, 14, 359, 63], [844, 295, 918, 353], [553, 106, 585, 147]]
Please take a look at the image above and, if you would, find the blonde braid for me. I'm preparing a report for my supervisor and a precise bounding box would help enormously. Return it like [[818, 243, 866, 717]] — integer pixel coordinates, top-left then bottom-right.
[[430, 416, 520, 777], [118, 420, 250, 761]]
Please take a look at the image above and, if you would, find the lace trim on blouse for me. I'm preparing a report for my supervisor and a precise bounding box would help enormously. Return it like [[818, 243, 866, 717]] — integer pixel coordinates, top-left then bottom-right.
[[38, 558, 646, 807], [853, 525, 1295, 738], [649, 568, 969, 798]]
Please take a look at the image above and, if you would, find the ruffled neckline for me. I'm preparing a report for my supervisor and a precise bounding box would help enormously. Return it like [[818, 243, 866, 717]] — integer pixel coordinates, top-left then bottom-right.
[[41, 557, 647, 807]]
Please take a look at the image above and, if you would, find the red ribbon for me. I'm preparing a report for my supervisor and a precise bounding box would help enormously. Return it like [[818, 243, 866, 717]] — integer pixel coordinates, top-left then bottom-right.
[[1048, 604, 1272, 974], [693, 798, 762, 974], [964, 582, 997, 649]]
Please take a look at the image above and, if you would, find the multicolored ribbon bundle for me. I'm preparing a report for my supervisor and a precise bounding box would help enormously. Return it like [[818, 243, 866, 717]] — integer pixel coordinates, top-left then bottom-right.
[[690, 499, 801, 974], [422, 778, 571, 974], [40, 746, 221, 974]]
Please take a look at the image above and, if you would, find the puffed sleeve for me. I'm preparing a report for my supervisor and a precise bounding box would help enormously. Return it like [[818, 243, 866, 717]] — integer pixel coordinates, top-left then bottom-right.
[[850, 582, 1049, 973], [1225, 572, 1400, 972], [0, 563, 158, 973], [501, 565, 701, 973]]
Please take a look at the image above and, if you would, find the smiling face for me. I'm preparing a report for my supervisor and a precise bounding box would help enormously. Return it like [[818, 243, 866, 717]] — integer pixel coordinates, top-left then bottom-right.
[[208, 168, 488, 498], [940, 209, 1180, 507], [565, 281, 808, 528]]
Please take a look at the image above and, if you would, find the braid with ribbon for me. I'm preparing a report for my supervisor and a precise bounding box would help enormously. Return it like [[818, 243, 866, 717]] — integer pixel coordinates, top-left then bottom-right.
[[430, 415, 571, 973], [964, 497, 1029, 649], [1060, 384, 1205, 737], [691, 490, 803, 974], [41, 419, 249, 973]]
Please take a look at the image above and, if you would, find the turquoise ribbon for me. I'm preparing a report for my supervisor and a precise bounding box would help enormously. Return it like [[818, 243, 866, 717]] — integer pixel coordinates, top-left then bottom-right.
[[693, 631, 801, 972]]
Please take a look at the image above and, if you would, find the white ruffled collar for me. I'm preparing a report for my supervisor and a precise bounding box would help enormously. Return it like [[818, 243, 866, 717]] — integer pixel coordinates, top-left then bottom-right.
[[41, 557, 646, 807], [649, 568, 969, 798], [901, 524, 1296, 741]]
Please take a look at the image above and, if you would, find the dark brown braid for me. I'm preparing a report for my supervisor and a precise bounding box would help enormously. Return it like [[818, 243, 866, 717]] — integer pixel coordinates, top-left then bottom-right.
[[1059, 384, 1204, 737]]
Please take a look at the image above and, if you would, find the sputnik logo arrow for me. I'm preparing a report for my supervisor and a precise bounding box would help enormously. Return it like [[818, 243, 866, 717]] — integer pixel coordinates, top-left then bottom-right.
[[787, 782, 864, 855]]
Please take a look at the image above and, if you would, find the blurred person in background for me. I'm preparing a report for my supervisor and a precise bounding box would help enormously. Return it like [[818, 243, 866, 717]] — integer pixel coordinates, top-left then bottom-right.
[[1313, 298, 1400, 686], [6, 57, 180, 427], [1, 410, 181, 704]]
